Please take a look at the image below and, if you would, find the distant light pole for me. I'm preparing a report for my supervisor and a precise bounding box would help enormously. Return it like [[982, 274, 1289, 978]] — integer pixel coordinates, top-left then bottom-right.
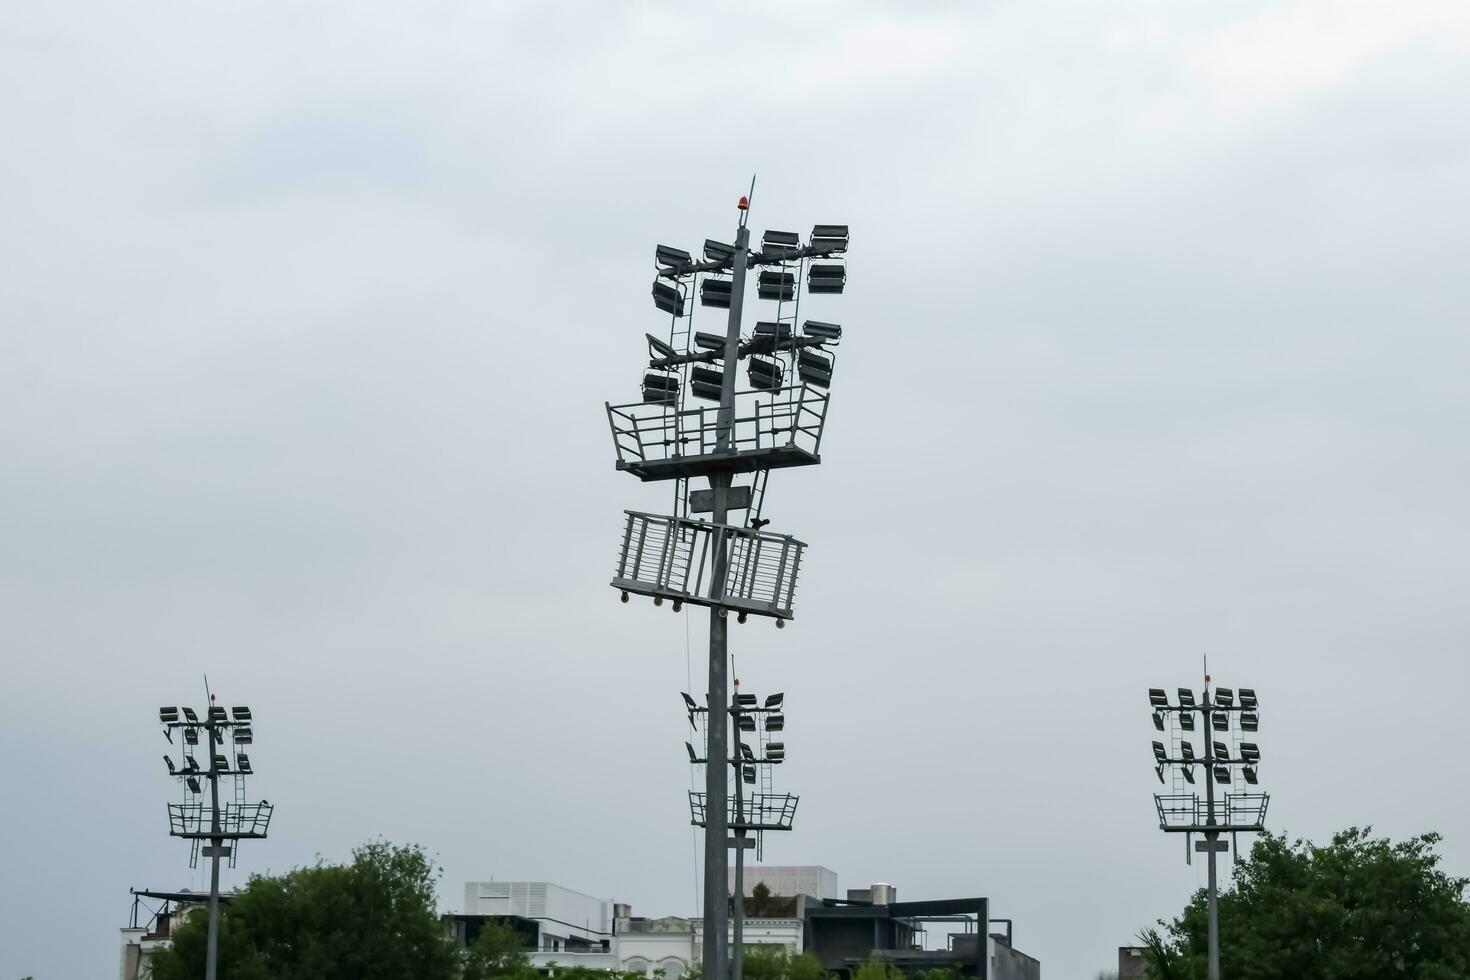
[[157, 686, 273, 980], [606, 184, 848, 980], [1148, 674, 1266, 980], [683, 686, 792, 980]]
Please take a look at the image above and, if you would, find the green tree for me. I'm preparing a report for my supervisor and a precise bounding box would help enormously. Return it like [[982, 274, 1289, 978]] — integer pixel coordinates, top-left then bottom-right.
[[744, 945, 826, 980], [850, 956, 905, 980], [463, 920, 539, 980], [149, 840, 458, 980], [1146, 828, 1470, 980]]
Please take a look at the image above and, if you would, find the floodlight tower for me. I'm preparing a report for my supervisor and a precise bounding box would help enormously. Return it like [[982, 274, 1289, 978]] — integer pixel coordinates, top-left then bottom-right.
[[682, 686, 793, 980], [157, 689, 273, 980], [1148, 675, 1267, 980], [606, 184, 847, 980]]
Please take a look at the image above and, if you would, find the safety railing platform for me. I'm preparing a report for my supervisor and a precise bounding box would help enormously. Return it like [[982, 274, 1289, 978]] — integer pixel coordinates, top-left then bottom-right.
[[606, 384, 829, 482], [1154, 793, 1269, 833], [168, 802, 275, 839], [612, 511, 805, 620], [689, 791, 798, 831]]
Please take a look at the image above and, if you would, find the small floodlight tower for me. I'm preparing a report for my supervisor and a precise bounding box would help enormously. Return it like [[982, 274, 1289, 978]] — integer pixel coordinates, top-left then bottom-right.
[[606, 184, 847, 980], [1148, 672, 1266, 980], [682, 686, 794, 980], [156, 686, 273, 980]]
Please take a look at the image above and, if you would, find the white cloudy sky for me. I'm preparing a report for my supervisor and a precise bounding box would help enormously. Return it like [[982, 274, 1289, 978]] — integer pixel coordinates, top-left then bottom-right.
[[3, 2, 1469, 977]]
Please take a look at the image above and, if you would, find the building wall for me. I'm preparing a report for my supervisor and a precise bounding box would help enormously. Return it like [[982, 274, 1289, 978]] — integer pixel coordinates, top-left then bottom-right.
[[990, 939, 1041, 980], [1118, 946, 1148, 979], [463, 882, 611, 948], [729, 866, 838, 900]]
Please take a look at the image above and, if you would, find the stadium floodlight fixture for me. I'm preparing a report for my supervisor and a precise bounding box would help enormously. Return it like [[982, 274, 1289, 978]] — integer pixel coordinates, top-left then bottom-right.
[[1243, 766, 1259, 785], [739, 742, 756, 761], [1213, 765, 1231, 784], [810, 225, 849, 251], [186, 776, 202, 794], [704, 239, 735, 263], [184, 728, 199, 745], [1212, 711, 1229, 731], [765, 694, 784, 709], [208, 706, 227, 724], [1215, 687, 1235, 707], [1181, 742, 1197, 761], [184, 755, 200, 773], [802, 320, 842, 342], [656, 245, 694, 272], [1179, 713, 1197, 731], [164, 755, 177, 774], [694, 331, 725, 351], [231, 706, 252, 722], [235, 754, 252, 774], [736, 693, 758, 707], [798, 348, 833, 388], [643, 372, 680, 405], [212, 754, 230, 771], [1177, 689, 1196, 707], [161, 707, 180, 724], [1182, 766, 1197, 784], [761, 229, 800, 259], [646, 333, 679, 360], [757, 270, 795, 301], [1149, 689, 1169, 708], [182, 708, 199, 723], [754, 320, 793, 341], [1238, 689, 1257, 710], [806, 263, 846, 295], [233, 727, 253, 744], [653, 281, 685, 316], [1152, 713, 1165, 732], [687, 742, 701, 763], [742, 764, 757, 785], [738, 715, 757, 732], [682, 692, 702, 712], [764, 713, 785, 732], [690, 365, 725, 401], [1212, 741, 1231, 761], [1239, 743, 1260, 764], [1155, 764, 1166, 784], [747, 356, 783, 390], [1153, 740, 1168, 762], [1240, 712, 1259, 732], [702, 278, 733, 308]]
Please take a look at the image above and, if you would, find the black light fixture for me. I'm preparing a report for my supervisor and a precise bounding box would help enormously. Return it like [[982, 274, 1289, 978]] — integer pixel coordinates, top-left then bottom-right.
[[1152, 713, 1165, 732], [1213, 765, 1231, 784], [754, 321, 793, 341], [231, 706, 252, 722], [742, 764, 757, 785], [1182, 766, 1197, 784], [810, 224, 849, 252], [1179, 713, 1197, 731], [1181, 743, 1197, 761], [653, 281, 685, 316], [208, 706, 227, 724], [184, 728, 199, 745], [1238, 688, 1258, 710], [1212, 741, 1231, 760], [736, 693, 758, 707], [164, 755, 176, 774], [806, 263, 845, 294], [704, 239, 735, 263], [1149, 689, 1169, 708], [748, 356, 783, 390], [690, 365, 725, 401], [186, 776, 202, 794], [757, 270, 795, 301], [738, 715, 756, 732], [1155, 764, 1166, 784], [761, 230, 800, 260], [643, 372, 679, 405], [182, 708, 199, 724], [1243, 766, 1259, 785], [798, 348, 833, 388], [656, 245, 694, 271], [765, 694, 784, 709], [233, 727, 253, 745], [702, 278, 733, 308], [1152, 740, 1167, 762], [212, 754, 230, 771], [236, 754, 252, 774], [160, 707, 180, 724], [1212, 711, 1230, 731], [1239, 742, 1260, 764], [686, 741, 700, 763], [802, 320, 842, 342], [764, 713, 785, 731], [1240, 712, 1259, 732], [694, 331, 725, 350], [1215, 687, 1235, 708], [1177, 689, 1196, 707]]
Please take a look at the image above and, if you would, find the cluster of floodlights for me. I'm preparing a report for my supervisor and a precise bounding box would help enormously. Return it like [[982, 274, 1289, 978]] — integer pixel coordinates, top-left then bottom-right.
[[160, 705, 256, 792], [641, 225, 848, 407], [1149, 687, 1261, 786], [636, 591, 778, 626], [681, 690, 786, 783]]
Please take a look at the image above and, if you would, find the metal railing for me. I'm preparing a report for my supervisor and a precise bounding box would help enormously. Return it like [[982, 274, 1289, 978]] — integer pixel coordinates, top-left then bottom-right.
[[689, 792, 799, 831], [168, 802, 275, 839], [1154, 793, 1269, 832], [606, 384, 829, 471], [612, 511, 805, 619]]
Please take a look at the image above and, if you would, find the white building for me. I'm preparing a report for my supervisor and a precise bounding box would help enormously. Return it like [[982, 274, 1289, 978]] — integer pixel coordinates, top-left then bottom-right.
[[463, 881, 612, 953], [729, 865, 838, 901]]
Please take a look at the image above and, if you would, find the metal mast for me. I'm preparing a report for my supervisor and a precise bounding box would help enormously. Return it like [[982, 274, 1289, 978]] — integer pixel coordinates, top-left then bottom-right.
[[606, 189, 847, 980], [1148, 674, 1267, 980], [157, 691, 274, 980]]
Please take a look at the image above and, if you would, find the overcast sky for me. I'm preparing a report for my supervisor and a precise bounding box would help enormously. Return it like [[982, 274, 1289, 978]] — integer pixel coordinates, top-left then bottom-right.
[[3, 2, 1470, 978]]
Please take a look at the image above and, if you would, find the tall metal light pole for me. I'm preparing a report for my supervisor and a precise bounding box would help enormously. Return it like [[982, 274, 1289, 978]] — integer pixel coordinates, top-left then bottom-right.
[[607, 187, 847, 980], [683, 687, 792, 980], [1148, 674, 1267, 980], [157, 687, 274, 980]]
